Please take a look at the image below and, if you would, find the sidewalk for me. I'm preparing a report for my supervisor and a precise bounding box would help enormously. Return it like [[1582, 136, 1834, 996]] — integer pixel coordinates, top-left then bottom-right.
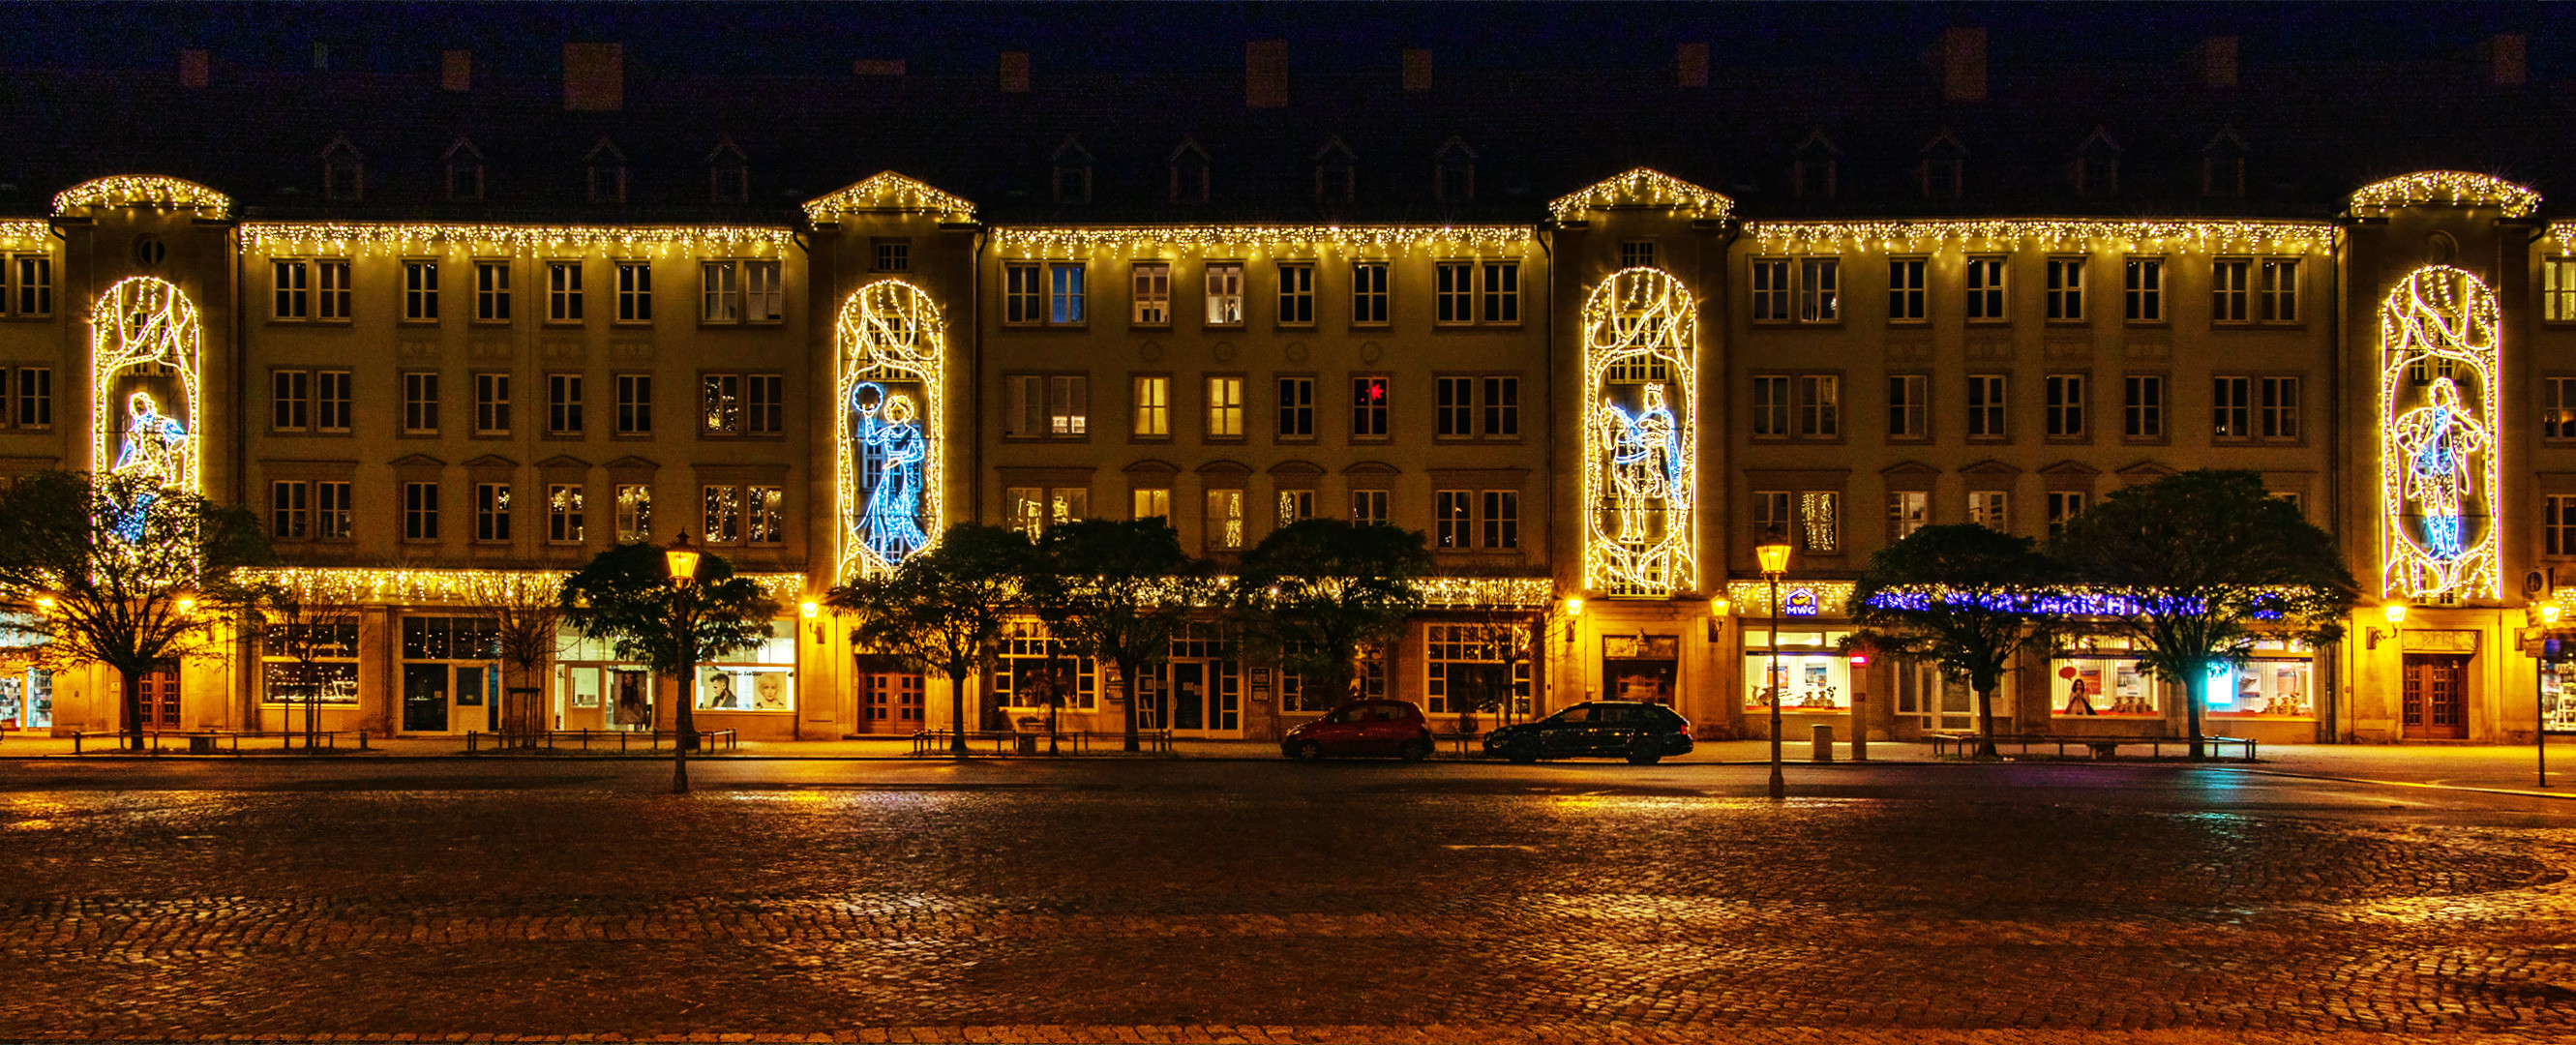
[[6, 730, 2570, 795]]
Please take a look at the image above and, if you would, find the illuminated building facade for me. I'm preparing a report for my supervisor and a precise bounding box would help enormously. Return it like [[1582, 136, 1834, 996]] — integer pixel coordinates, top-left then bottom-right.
[[0, 35, 2568, 745]]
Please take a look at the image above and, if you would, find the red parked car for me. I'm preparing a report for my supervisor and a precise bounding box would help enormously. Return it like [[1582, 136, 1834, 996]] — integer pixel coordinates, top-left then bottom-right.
[[1281, 699, 1436, 761]]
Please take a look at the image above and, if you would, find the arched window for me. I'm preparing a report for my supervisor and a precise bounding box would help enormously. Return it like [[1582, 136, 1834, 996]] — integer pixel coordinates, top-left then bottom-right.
[[1050, 136, 1093, 205], [2073, 128, 2121, 198], [706, 138, 749, 204], [320, 135, 364, 201], [1434, 136, 1476, 202], [1313, 136, 1357, 203], [584, 137, 628, 204], [2202, 130, 2248, 198], [1791, 130, 1839, 200], [442, 136, 485, 202], [1919, 132, 1966, 200], [1169, 138, 1211, 204]]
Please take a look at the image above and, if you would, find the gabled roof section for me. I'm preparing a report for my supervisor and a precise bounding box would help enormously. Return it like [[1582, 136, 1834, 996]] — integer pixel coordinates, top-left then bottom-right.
[[319, 134, 363, 161], [1547, 167, 1733, 223], [442, 135, 484, 163], [53, 175, 232, 219], [583, 136, 626, 164], [705, 137, 748, 165], [802, 171, 975, 223], [2350, 170, 2540, 218], [1312, 136, 1356, 163]]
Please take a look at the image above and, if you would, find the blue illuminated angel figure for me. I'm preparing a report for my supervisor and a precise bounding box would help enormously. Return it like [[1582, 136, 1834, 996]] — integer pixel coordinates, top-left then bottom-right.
[[108, 391, 189, 541], [1600, 385, 1681, 543], [2393, 377, 2488, 559], [850, 382, 929, 564]]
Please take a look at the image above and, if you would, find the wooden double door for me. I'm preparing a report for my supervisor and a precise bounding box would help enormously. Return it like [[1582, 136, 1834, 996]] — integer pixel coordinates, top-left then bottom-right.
[[2401, 653, 2470, 739]]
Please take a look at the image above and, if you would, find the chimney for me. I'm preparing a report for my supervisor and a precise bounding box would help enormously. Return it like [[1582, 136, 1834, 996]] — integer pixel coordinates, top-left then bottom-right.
[[2492, 33, 2527, 85], [1000, 50, 1031, 93], [442, 50, 472, 92], [1246, 40, 1288, 108], [562, 43, 624, 111], [854, 58, 906, 76], [1402, 48, 1431, 92], [1676, 43, 1709, 88], [1940, 27, 1987, 103], [2201, 36, 2238, 88], [179, 48, 208, 89]]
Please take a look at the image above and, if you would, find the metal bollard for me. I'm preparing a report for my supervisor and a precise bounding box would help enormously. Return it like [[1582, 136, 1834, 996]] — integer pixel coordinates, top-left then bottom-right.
[[1811, 723, 1835, 762]]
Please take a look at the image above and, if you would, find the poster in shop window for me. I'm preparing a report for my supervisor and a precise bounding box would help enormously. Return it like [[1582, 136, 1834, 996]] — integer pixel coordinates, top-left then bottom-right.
[[613, 670, 652, 725]]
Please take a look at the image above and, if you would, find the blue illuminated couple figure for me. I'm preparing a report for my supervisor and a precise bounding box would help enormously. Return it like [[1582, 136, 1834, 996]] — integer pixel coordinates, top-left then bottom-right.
[[109, 391, 189, 542], [1600, 385, 1682, 544], [2393, 377, 2488, 560], [850, 381, 928, 564]]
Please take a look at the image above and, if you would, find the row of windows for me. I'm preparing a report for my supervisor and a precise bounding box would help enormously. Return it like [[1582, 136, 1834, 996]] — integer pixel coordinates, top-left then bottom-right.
[[272, 370, 783, 439], [1010, 484, 1519, 555], [269, 258, 782, 325], [1757, 373, 2301, 442], [2, 255, 54, 317], [1754, 256, 2301, 325], [1759, 488, 2098, 554], [277, 480, 776, 547], [1004, 259, 1520, 329], [1010, 373, 1520, 442], [0, 367, 54, 429]]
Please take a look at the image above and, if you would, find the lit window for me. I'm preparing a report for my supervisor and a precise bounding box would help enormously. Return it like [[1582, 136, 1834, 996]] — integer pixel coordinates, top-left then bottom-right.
[[1205, 262, 1243, 325], [1132, 375, 1169, 437], [1206, 376, 1243, 437], [549, 484, 585, 544], [1131, 263, 1170, 325]]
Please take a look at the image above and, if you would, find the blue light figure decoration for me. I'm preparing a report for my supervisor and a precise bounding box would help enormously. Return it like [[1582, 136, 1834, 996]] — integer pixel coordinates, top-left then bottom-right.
[[1601, 385, 1682, 546], [2393, 377, 2486, 561], [849, 381, 929, 565], [109, 391, 189, 543]]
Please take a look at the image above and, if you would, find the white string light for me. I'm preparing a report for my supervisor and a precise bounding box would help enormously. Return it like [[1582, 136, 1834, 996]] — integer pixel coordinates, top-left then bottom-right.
[[249, 568, 807, 607], [1548, 168, 1735, 223], [2351, 171, 2540, 218], [1581, 268, 1697, 598], [994, 224, 1533, 255], [53, 175, 232, 219], [1749, 219, 2339, 255], [238, 223, 791, 257], [0, 219, 51, 252], [803, 172, 976, 223], [90, 277, 203, 496], [2380, 265, 2501, 600]]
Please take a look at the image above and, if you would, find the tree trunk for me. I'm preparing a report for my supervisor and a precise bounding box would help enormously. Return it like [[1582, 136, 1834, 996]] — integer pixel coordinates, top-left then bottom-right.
[[2187, 661, 2208, 761], [1974, 681, 2000, 760], [1120, 656, 1141, 753], [948, 663, 970, 757], [121, 668, 144, 752]]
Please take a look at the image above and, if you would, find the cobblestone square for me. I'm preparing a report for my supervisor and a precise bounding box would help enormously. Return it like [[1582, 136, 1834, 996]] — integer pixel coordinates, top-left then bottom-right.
[[1, 759, 2572, 1043]]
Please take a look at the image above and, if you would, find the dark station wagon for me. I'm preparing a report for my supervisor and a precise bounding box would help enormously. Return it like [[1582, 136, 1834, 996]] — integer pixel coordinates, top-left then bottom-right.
[[1482, 701, 1693, 764]]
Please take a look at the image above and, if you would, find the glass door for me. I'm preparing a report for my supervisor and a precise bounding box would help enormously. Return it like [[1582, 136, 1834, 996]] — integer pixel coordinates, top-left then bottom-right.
[[402, 664, 449, 732], [142, 665, 181, 729], [2402, 653, 2470, 739], [1171, 662, 1206, 732]]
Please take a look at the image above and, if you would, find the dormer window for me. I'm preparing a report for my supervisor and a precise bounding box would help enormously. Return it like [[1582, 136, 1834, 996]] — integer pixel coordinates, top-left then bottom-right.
[[2202, 130, 2248, 198], [584, 137, 627, 205], [706, 138, 749, 205], [2073, 128, 2120, 198], [1313, 136, 1357, 203], [1792, 130, 1840, 200], [1051, 136, 1093, 205], [1434, 136, 1476, 202], [443, 136, 485, 202], [1919, 132, 1966, 200], [321, 135, 364, 201], [1169, 138, 1211, 204]]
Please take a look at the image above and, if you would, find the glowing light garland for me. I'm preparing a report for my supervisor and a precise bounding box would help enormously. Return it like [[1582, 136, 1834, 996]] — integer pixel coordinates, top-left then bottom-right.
[[994, 224, 1533, 255], [1581, 268, 1696, 598], [1750, 219, 2339, 255], [239, 223, 791, 257], [1728, 581, 1854, 618], [2380, 265, 2501, 601], [90, 279, 203, 535], [1417, 577, 1556, 609], [2350, 171, 2540, 218], [249, 568, 807, 607], [53, 175, 232, 219], [1548, 167, 1734, 223], [835, 281, 947, 582], [0, 219, 51, 252], [802, 172, 976, 223]]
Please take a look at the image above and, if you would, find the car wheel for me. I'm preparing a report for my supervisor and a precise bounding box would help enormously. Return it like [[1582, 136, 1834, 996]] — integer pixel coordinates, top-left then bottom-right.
[[1399, 736, 1432, 762], [1625, 738, 1663, 765], [1295, 739, 1325, 761]]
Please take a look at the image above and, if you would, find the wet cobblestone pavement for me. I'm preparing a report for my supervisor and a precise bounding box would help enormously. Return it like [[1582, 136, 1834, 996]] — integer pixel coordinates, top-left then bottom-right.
[[1, 761, 2572, 1043]]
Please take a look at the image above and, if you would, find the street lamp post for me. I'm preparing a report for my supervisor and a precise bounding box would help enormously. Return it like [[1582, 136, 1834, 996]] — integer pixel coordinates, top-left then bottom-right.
[[665, 530, 703, 795], [1756, 541, 1792, 801]]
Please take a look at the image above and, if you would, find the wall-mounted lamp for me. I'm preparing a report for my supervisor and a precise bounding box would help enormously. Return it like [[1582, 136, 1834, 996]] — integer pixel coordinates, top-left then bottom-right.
[[799, 600, 823, 642], [1705, 596, 1730, 642], [2367, 601, 2408, 649], [2548, 605, 2565, 626], [1562, 596, 1584, 645]]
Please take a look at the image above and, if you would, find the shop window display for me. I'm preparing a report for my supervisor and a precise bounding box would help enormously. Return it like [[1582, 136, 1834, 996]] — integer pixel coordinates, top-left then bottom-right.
[[2206, 640, 2315, 718], [1744, 628, 1851, 711], [696, 633, 796, 712], [0, 668, 51, 730], [2051, 640, 2159, 716]]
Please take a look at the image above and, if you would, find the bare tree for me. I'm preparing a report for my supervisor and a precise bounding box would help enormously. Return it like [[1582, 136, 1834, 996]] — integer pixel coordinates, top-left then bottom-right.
[[492, 575, 566, 747], [247, 585, 359, 750]]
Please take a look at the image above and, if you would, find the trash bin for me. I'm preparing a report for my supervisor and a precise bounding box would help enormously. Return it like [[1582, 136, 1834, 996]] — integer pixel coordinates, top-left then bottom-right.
[[1014, 716, 1041, 755], [1810, 723, 1834, 762], [188, 733, 217, 755]]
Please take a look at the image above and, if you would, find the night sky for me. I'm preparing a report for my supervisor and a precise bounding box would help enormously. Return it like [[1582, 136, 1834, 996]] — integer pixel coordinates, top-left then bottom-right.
[[0, 2, 2560, 79]]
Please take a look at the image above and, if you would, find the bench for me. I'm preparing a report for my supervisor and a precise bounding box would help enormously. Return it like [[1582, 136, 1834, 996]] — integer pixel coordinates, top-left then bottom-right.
[[464, 728, 737, 754], [910, 728, 1172, 757], [1931, 732, 2258, 761]]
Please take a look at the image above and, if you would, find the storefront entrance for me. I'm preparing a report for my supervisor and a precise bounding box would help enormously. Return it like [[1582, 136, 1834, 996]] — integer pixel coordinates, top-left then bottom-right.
[[2401, 653, 2470, 739], [403, 663, 496, 733], [141, 665, 180, 729], [859, 666, 924, 734]]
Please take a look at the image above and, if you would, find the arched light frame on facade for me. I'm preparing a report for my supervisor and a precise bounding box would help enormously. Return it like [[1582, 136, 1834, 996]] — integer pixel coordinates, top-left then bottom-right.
[[2350, 171, 2540, 218], [834, 280, 947, 582], [2380, 265, 2501, 601], [90, 277, 204, 496], [1548, 167, 1735, 223], [802, 171, 976, 224], [1581, 267, 1697, 598], [53, 175, 233, 219]]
